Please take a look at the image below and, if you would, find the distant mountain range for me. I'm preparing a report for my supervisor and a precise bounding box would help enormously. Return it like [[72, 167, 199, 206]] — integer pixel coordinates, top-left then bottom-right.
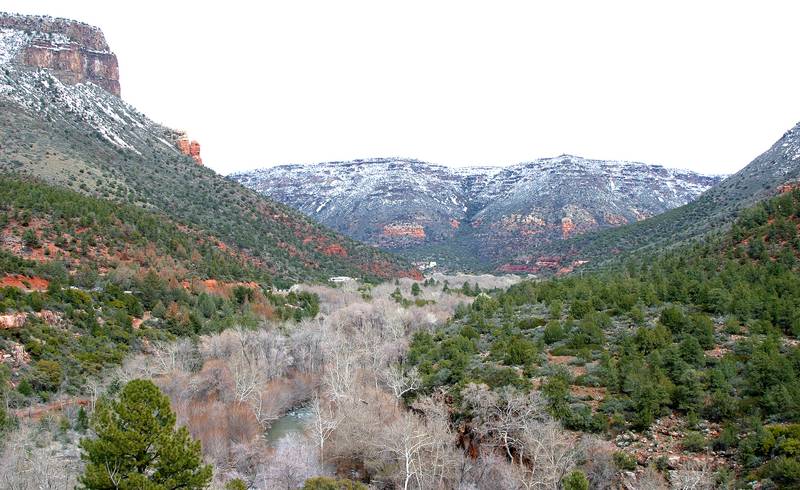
[[231, 157, 722, 270]]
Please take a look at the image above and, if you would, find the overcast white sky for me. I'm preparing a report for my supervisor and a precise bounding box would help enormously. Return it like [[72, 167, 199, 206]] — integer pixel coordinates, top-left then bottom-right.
[[4, 1, 800, 175]]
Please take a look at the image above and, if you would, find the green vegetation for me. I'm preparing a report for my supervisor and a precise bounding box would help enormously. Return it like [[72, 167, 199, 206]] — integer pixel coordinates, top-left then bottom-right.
[[561, 470, 590, 490], [406, 189, 800, 485], [224, 480, 248, 490], [0, 175, 270, 283], [390, 285, 436, 308], [0, 101, 414, 285], [0, 278, 318, 402], [613, 451, 637, 471], [78, 379, 212, 489], [303, 477, 368, 490], [0, 176, 321, 405]]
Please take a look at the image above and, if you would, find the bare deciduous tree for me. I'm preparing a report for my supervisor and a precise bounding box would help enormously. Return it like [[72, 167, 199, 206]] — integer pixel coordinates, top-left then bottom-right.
[[309, 396, 337, 466], [151, 338, 197, 375], [514, 419, 582, 490], [0, 425, 80, 490], [634, 465, 670, 490], [582, 437, 619, 489], [373, 414, 435, 490], [461, 383, 581, 489], [382, 364, 421, 400], [462, 383, 547, 460], [257, 434, 322, 490], [321, 334, 358, 402], [456, 452, 521, 490], [670, 460, 716, 490], [412, 395, 464, 489]]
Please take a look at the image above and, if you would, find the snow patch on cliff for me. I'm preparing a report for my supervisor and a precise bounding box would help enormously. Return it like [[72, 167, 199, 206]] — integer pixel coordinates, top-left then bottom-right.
[[0, 28, 29, 64]]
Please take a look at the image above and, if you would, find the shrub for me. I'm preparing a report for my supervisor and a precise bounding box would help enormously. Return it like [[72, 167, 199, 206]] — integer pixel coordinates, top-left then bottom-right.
[[225, 479, 248, 490], [660, 305, 687, 333], [31, 360, 63, 392], [543, 321, 565, 344], [303, 476, 368, 489], [682, 431, 706, 452], [757, 456, 800, 486], [17, 379, 33, 397], [561, 470, 589, 490], [517, 317, 546, 330], [22, 228, 39, 248], [613, 451, 637, 471]]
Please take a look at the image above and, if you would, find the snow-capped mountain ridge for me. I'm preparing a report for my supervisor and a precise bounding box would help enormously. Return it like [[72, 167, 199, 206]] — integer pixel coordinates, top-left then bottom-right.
[[231, 156, 723, 269]]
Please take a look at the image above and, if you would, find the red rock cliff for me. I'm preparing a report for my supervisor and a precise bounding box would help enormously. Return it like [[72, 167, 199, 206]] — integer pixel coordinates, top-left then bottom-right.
[[176, 133, 203, 165], [0, 13, 121, 96]]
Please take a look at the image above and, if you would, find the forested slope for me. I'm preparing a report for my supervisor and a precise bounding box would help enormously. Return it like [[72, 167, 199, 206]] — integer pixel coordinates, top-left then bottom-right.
[[0, 175, 321, 403], [408, 188, 800, 486]]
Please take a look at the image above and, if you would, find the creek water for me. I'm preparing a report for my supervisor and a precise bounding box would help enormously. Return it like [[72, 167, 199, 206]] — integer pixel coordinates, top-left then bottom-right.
[[264, 405, 313, 445]]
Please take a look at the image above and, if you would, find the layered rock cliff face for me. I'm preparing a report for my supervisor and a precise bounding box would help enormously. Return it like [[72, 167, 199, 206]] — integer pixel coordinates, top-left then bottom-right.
[[231, 157, 723, 270], [0, 12, 120, 96], [0, 13, 209, 168]]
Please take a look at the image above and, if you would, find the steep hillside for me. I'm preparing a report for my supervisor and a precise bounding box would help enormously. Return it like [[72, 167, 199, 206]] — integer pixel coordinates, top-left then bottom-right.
[[0, 175, 270, 284], [523, 121, 800, 273], [232, 157, 720, 270], [0, 12, 418, 285]]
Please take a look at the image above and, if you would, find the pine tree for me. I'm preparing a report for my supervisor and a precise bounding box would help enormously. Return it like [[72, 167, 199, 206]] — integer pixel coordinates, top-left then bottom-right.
[[76, 406, 89, 432], [78, 379, 212, 489]]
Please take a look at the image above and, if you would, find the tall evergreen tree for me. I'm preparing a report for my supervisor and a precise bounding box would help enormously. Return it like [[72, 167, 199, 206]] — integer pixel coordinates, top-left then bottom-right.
[[78, 379, 212, 490]]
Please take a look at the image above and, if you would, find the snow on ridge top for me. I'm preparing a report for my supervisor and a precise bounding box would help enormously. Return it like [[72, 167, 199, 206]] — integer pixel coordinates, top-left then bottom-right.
[[231, 157, 455, 178], [450, 165, 504, 178], [241, 155, 718, 181], [0, 11, 101, 30], [511, 154, 724, 179], [0, 11, 112, 53], [0, 11, 108, 42]]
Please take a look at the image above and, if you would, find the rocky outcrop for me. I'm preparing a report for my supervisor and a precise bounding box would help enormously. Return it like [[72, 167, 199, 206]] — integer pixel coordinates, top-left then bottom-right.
[[0, 12, 120, 96], [383, 223, 426, 239], [778, 181, 800, 194], [0, 310, 61, 329], [321, 243, 348, 257], [561, 217, 575, 239], [176, 132, 203, 165], [0, 342, 29, 368], [498, 254, 570, 274], [603, 213, 628, 225]]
